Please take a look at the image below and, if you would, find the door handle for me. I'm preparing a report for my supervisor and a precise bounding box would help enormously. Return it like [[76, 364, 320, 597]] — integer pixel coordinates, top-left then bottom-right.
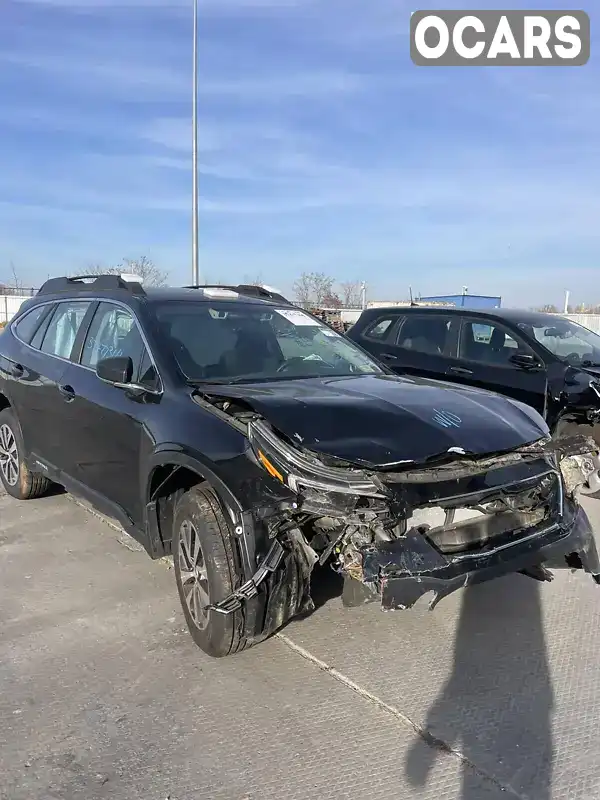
[[448, 366, 473, 377], [10, 363, 24, 378], [58, 384, 76, 402], [380, 353, 399, 361]]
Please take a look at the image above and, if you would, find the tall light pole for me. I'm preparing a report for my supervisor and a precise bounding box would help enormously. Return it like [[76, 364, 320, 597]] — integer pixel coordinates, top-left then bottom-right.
[[192, 0, 200, 285]]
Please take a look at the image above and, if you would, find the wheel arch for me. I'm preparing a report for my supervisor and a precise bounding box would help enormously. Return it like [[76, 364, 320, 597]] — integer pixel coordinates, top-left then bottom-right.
[[144, 451, 248, 566]]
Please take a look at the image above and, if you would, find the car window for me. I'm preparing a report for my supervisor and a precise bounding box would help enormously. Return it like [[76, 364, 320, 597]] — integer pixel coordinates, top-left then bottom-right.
[[154, 301, 384, 382], [13, 304, 52, 344], [363, 316, 399, 342], [525, 319, 600, 366], [30, 307, 56, 350], [395, 315, 453, 356], [81, 302, 145, 373], [138, 348, 160, 390], [459, 320, 530, 366], [40, 301, 92, 359]]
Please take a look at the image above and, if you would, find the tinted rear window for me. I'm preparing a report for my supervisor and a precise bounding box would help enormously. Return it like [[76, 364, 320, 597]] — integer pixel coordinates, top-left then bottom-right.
[[363, 316, 399, 341], [13, 304, 52, 344]]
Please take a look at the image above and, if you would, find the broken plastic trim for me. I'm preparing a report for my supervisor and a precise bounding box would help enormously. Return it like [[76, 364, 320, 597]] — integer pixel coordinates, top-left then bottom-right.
[[247, 418, 385, 499], [380, 433, 599, 484], [206, 539, 285, 614], [209, 433, 600, 618]]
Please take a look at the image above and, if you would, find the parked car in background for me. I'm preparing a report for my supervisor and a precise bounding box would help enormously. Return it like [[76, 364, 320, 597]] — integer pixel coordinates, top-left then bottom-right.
[[1, 277, 600, 658], [348, 306, 600, 448]]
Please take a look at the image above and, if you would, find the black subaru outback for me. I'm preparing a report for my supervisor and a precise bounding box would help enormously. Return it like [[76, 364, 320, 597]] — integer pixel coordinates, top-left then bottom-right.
[[1, 275, 599, 657]]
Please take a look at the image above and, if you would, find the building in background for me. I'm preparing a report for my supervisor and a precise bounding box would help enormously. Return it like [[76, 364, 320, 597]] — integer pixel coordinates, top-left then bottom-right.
[[418, 293, 502, 309]]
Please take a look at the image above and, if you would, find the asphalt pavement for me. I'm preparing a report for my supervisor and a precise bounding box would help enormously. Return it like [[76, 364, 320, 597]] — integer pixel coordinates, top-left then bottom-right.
[[2, 486, 600, 800]]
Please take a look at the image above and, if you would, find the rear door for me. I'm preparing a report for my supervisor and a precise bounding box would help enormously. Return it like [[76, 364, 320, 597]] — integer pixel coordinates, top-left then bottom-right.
[[380, 312, 461, 381], [350, 313, 405, 365], [445, 316, 548, 414], [6, 299, 94, 472]]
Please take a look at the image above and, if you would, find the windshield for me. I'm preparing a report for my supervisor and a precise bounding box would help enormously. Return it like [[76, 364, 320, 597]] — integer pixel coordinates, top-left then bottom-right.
[[521, 318, 600, 366], [154, 301, 384, 382]]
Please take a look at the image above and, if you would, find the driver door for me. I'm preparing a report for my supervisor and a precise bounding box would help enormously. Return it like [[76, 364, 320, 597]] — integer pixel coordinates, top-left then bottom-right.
[[445, 317, 548, 415], [59, 302, 158, 527]]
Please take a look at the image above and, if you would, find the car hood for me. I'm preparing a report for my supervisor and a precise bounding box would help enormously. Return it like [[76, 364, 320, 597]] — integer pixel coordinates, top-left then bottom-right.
[[199, 373, 548, 469]]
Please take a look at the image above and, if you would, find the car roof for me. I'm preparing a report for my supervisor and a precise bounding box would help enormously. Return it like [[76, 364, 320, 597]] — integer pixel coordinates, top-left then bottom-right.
[[144, 287, 290, 307], [364, 305, 564, 327], [31, 276, 294, 309]]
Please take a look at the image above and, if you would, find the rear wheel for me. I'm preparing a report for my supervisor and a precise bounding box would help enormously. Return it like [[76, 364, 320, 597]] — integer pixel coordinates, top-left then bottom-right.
[[0, 408, 51, 499], [173, 486, 247, 658]]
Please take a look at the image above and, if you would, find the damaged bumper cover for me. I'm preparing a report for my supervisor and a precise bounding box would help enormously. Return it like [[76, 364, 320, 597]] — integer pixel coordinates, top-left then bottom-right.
[[350, 500, 600, 612], [210, 430, 600, 618], [344, 434, 600, 611]]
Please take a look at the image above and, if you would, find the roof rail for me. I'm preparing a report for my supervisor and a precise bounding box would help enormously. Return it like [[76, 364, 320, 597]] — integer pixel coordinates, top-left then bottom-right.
[[183, 283, 291, 305], [37, 274, 146, 297]]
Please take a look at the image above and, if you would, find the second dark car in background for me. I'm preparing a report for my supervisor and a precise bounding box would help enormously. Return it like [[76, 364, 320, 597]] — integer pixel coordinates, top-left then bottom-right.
[[348, 306, 600, 455]]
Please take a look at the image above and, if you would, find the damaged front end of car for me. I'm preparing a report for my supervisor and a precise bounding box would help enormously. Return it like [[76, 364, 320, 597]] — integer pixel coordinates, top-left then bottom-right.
[[208, 418, 600, 623]]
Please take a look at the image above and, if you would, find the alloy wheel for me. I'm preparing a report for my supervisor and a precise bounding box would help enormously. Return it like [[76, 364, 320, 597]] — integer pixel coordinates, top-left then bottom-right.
[[0, 423, 19, 487], [178, 519, 210, 630]]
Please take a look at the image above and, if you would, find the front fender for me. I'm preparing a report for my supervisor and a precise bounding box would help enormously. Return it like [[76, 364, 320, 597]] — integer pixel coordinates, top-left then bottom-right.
[[144, 447, 266, 583]]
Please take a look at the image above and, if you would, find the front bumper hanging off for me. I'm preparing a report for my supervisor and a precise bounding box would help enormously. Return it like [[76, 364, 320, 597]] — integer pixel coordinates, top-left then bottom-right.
[[208, 434, 600, 617], [355, 502, 600, 612]]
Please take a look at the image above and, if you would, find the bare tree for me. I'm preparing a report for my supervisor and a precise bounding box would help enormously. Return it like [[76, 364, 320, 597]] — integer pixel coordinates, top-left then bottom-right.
[[339, 280, 363, 307], [242, 273, 264, 286], [0, 263, 28, 296], [322, 289, 342, 308], [313, 273, 336, 305], [10, 262, 24, 292], [292, 272, 313, 306], [79, 256, 168, 287], [293, 271, 336, 307], [118, 256, 168, 286], [538, 304, 558, 313]]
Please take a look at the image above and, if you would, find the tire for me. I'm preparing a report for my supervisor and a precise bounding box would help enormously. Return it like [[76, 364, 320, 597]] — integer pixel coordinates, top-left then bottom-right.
[[173, 485, 247, 658], [0, 407, 51, 500]]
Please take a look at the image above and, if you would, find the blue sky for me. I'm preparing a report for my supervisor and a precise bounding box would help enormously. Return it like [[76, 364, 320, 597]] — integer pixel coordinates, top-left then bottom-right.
[[0, 0, 598, 306]]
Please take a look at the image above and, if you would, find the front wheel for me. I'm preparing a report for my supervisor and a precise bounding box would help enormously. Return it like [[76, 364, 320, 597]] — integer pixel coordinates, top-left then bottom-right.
[[173, 486, 247, 658], [0, 408, 51, 499]]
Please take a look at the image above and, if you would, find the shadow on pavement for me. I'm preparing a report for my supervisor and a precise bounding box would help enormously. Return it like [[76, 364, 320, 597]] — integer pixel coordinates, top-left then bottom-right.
[[284, 563, 344, 628], [405, 575, 554, 799], [309, 563, 344, 610], [43, 484, 67, 498]]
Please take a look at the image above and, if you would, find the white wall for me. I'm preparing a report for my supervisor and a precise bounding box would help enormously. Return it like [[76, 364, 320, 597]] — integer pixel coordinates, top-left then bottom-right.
[[0, 295, 29, 324], [564, 314, 600, 334]]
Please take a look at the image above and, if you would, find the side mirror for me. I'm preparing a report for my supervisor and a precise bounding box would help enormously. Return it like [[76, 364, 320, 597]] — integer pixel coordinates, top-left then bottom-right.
[[509, 352, 541, 370], [96, 356, 134, 386]]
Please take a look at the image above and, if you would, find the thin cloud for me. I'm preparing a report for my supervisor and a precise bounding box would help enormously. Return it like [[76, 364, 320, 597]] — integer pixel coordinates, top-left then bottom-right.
[[2, 0, 599, 308], [11, 0, 313, 8], [1, 49, 366, 102]]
